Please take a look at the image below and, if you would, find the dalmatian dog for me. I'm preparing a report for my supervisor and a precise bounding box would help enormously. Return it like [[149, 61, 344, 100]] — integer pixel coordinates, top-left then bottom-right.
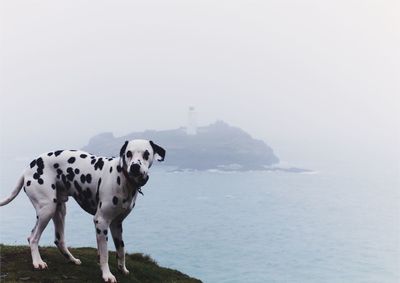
[[0, 139, 165, 283]]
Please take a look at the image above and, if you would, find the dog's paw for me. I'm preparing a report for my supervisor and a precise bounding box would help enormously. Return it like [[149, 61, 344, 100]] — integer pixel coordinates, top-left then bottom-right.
[[102, 272, 117, 283], [70, 258, 82, 265], [33, 261, 48, 270], [118, 265, 129, 275]]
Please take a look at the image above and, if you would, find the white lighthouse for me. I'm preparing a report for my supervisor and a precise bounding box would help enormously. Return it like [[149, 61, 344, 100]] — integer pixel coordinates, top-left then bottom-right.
[[186, 106, 197, 135]]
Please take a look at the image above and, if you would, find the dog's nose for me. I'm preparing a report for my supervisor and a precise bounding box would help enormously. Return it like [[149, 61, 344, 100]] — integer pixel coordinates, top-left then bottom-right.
[[130, 164, 141, 176]]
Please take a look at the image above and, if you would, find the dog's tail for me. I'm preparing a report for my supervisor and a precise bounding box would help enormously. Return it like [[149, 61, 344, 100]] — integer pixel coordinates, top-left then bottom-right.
[[0, 175, 24, 206]]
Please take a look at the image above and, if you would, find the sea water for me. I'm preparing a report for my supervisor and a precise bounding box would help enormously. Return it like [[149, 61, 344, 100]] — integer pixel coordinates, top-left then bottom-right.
[[0, 158, 399, 283]]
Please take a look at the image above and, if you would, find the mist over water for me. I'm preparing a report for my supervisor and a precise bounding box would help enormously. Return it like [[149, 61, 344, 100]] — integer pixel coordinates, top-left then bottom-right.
[[1, 0, 399, 282]]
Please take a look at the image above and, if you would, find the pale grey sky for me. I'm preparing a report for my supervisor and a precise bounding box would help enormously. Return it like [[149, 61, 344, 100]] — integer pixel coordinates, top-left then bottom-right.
[[1, 0, 399, 168]]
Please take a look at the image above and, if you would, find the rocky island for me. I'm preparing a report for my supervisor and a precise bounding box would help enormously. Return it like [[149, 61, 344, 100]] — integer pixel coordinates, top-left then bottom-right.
[[82, 121, 282, 171], [83, 121, 309, 172]]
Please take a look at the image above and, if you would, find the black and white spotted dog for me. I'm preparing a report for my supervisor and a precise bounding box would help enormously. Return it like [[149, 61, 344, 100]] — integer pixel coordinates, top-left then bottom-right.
[[0, 139, 165, 283]]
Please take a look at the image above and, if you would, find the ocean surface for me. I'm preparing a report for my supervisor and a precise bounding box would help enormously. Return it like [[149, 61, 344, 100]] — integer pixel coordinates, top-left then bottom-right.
[[0, 158, 399, 283]]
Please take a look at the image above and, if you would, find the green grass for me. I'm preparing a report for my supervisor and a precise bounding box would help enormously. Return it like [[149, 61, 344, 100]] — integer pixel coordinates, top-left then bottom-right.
[[0, 245, 201, 283]]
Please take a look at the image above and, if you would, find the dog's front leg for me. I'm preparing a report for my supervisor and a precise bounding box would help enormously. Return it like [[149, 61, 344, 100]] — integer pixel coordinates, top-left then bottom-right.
[[94, 215, 116, 283], [110, 220, 129, 275]]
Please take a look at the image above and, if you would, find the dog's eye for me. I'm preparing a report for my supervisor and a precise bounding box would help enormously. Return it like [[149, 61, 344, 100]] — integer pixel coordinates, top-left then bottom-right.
[[143, 150, 149, 161], [126, 151, 132, 158]]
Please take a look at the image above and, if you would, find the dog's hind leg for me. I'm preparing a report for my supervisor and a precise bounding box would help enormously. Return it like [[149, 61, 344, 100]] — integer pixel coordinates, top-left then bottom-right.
[[29, 202, 57, 269], [52, 202, 81, 265]]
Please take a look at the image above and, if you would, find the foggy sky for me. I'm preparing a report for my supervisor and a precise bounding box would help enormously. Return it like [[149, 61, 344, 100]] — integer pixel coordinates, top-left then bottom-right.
[[0, 0, 399, 168]]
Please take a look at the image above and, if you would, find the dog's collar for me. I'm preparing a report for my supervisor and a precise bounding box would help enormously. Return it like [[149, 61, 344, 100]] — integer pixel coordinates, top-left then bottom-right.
[[122, 168, 144, 195]]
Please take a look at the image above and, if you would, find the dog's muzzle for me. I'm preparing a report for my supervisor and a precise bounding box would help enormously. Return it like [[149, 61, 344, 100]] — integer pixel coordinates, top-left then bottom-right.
[[129, 164, 149, 187], [130, 164, 141, 176]]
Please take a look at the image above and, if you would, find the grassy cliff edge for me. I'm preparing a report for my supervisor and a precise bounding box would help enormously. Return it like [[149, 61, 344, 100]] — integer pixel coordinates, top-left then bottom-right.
[[0, 245, 201, 283]]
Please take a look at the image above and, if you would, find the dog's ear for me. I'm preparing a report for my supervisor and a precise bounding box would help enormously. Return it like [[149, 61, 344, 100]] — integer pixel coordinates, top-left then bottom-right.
[[120, 140, 129, 157], [150, 141, 166, 162]]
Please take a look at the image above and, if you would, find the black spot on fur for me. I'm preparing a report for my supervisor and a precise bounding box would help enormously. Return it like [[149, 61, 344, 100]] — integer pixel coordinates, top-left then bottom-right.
[[99, 201, 102, 208], [56, 168, 62, 175], [86, 174, 92, 183], [30, 159, 37, 168], [80, 174, 86, 183], [51, 184, 56, 190], [33, 173, 39, 180], [106, 236, 108, 241], [96, 178, 102, 204], [74, 168, 80, 174], [47, 152, 53, 156], [117, 176, 121, 185], [74, 180, 82, 193], [126, 151, 132, 158], [94, 158, 104, 170], [67, 157, 76, 164], [83, 188, 92, 199], [103, 230, 108, 235], [53, 198, 57, 203], [112, 196, 118, 205], [27, 181, 31, 186], [143, 150, 150, 161], [114, 238, 121, 249], [110, 167, 113, 173], [91, 156, 95, 159], [62, 174, 67, 184], [96, 228, 101, 234], [80, 154, 87, 158], [66, 167, 75, 181], [117, 165, 122, 173], [54, 163, 59, 169], [115, 239, 124, 248], [91, 159, 96, 165], [54, 150, 63, 157], [38, 178, 44, 185]]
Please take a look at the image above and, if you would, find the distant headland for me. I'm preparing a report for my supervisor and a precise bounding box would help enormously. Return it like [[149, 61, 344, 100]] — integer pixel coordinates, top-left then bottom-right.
[[82, 120, 309, 173]]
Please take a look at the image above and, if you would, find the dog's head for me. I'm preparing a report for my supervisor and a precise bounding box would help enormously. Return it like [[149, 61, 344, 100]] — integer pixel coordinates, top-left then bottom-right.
[[119, 139, 166, 186]]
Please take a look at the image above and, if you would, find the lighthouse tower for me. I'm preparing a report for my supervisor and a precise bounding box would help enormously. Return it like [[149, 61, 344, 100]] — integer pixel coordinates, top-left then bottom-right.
[[186, 106, 197, 135]]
